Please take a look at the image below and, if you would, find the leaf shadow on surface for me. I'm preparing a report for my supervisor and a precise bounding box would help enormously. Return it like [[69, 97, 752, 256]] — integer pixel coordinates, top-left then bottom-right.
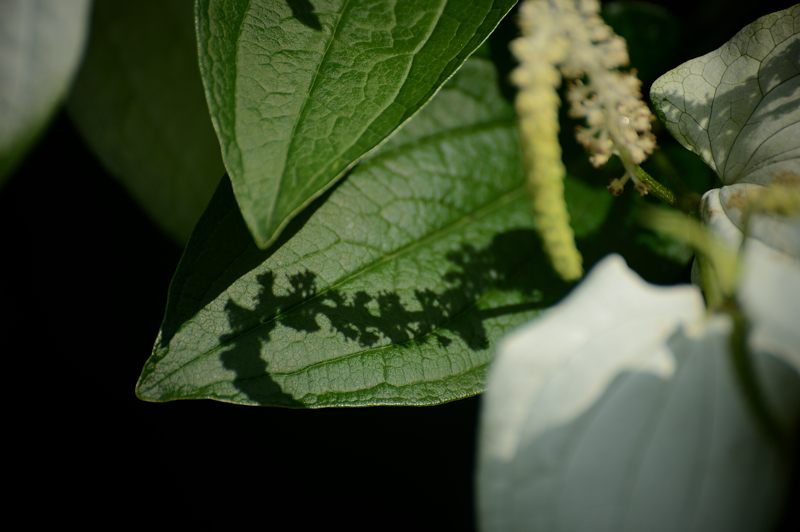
[[219, 228, 567, 405], [286, 0, 322, 31], [651, 34, 800, 186]]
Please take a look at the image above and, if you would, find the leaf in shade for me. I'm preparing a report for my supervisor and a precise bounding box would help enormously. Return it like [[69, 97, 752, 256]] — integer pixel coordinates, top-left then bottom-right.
[[477, 255, 800, 532], [195, 0, 517, 247], [68, 0, 225, 243], [0, 0, 90, 181], [136, 59, 592, 407], [650, 5, 800, 186], [602, 1, 681, 86]]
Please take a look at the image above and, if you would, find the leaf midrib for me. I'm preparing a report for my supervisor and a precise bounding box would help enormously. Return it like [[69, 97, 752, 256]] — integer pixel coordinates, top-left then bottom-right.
[[270, 0, 453, 230], [221, 0, 250, 183], [215, 127, 521, 339], [161, 112, 513, 356], [713, 31, 800, 181], [728, 71, 800, 183], [143, 173, 526, 394], [264, 0, 352, 235]]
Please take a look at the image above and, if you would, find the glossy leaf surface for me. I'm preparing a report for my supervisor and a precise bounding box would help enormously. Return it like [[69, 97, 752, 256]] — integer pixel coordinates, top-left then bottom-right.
[[196, 0, 516, 247]]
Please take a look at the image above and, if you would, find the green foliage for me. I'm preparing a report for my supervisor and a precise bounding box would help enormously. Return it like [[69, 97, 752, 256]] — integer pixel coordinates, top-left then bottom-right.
[[68, 0, 224, 243], [138, 60, 572, 406], [195, 0, 516, 248], [136, 52, 671, 406], [602, 1, 681, 86], [2, 2, 799, 529]]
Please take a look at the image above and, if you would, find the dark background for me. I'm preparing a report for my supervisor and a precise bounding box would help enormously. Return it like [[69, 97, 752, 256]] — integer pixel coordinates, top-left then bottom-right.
[[3, 0, 798, 528]]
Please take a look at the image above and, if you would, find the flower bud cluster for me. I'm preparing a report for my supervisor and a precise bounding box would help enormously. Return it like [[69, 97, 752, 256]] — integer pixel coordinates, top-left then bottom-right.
[[513, 0, 656, 193]]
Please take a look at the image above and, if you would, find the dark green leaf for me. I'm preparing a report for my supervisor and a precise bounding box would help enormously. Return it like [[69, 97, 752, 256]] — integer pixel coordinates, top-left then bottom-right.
[[0, 0, 90, 181], [68, 0, 225, 243], [137, 59, 581, 407], [602, 1, 681, 86], [196, 0, 517, 247]]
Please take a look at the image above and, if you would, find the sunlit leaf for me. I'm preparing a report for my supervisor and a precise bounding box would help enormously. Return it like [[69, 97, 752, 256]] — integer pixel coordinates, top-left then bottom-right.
[[196, 0, 516, 247], [650, 5, 800, 186], [137, 59, 580, 407]]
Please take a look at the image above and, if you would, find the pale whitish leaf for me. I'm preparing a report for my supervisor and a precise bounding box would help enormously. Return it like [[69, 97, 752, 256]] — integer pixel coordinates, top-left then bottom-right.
[[0, 0, 90, 180], [701, 183, 800, 375], [700, 183, 800, 258], [650, 5, 800, 186], [739, 236, 800, 379], [477, 255, 800, 532]]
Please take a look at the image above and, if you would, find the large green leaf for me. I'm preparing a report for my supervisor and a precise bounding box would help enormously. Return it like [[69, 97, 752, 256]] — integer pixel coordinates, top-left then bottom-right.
[[477, 255, 800, 532], [0, 0, 90, 181], [196, 0, 517, 248], [650, 5, 800, 186], [136, 59, 589, 407], [68, 0, 225, 243]]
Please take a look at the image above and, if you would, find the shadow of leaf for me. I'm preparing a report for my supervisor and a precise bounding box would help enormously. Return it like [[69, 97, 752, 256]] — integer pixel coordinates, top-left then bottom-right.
[[287, 0, 322, 30], [219, 228, 565, 405]]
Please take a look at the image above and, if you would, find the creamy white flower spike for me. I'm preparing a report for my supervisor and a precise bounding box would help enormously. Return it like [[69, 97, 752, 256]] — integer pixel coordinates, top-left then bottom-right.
[[511, 0, 656, 280]]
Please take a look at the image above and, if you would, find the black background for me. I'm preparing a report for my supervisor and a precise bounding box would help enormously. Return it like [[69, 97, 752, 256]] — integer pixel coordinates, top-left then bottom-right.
[[4, 0, 799, 528]]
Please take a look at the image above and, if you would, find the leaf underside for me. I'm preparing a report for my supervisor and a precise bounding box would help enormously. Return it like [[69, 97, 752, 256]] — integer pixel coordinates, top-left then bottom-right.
[[650, 5, 800, 187]]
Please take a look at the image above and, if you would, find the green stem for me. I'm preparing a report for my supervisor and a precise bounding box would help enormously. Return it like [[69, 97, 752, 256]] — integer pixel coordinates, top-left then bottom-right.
[[696, 255, 723, 310], [726, 303, 785, 448], [633, 165, 676, 206], [638, 206, 739, 306]]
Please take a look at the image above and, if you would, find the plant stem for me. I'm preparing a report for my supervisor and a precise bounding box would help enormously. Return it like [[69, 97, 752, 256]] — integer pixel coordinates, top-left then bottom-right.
[[726, 303, 785, 448], [638, 206, 739, 306], [633, 165, 676, 206]]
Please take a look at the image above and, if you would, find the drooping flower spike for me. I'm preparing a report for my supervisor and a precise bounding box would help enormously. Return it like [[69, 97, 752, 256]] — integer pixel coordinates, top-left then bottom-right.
[[511, 0, 656, 280]]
